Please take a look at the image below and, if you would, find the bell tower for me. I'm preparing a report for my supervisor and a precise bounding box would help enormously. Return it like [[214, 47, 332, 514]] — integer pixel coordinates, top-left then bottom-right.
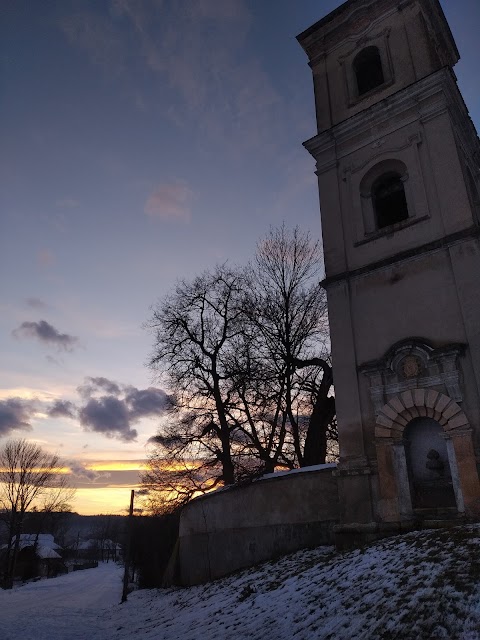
[[298, 0, 480, 545]]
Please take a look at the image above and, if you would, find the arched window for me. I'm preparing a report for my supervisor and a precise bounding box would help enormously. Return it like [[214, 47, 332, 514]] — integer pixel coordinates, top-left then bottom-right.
[[372, 172, 408, 229], [353, 46, 385, 96]]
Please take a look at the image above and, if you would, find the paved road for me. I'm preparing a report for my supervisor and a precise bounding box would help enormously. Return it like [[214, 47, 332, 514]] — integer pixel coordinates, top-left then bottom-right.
[[0, 562, 123, 640]]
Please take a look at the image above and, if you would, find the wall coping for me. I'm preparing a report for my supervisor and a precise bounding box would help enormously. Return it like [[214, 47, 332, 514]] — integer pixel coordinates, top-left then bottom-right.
[[182, 463, 338, 508]]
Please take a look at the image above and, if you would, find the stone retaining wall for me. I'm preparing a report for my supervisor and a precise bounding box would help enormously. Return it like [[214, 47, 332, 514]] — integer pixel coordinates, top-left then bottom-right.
[[176, 465, 339, 585]]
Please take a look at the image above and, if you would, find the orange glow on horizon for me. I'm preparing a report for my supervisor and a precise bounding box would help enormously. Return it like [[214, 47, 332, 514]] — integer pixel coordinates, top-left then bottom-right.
[[81, 459, 199, 473], [71, 486, 143, 515], [1, 457, 206, 515], [84, 461, 147, 472]]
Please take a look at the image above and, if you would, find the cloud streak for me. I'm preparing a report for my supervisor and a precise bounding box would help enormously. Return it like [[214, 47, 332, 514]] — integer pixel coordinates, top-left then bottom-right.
[[37, 249, 55, 267], [56, 198, 80, 208], [26, 297, 49, 310], [13, 320, 79, 352], [59, 11, 126, 76], [58, 0, 286, 155], [144, 181, 193, 222], [67, 459, 104, 482]]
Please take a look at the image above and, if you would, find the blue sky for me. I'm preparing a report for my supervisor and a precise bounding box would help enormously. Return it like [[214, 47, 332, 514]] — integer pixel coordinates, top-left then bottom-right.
[[1, 0, 479, 514]]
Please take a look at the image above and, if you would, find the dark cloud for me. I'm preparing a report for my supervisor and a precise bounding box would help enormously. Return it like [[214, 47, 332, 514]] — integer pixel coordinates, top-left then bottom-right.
[[48, 400, 77, 419], [13, 320, 79, 352], [79, 396, 138, 442], [0, 398, 36, 436], [124, 386, 172, 420], [75, 376, 171, 442], [77, 376, 122, 399]]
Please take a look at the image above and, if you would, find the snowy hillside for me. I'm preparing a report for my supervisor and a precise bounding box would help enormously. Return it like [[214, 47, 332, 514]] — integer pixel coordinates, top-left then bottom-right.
[[2, 525, 480, 639]]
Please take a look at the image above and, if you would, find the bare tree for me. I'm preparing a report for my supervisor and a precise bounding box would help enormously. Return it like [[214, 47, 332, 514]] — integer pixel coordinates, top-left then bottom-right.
[[247, 225, 334, 467], [89, 515, 122, 562], [143, 227, 336, 512], [26, 475, 76, 549], [147, 265, 248, 489], [0, 438, 75, 588]]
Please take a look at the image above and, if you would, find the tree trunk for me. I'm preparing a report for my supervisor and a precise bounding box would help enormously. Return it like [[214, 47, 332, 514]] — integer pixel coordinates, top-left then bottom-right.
[[303, 395, 336, 466], [293, 357, 336, 468], [6, 516, 24, 589]]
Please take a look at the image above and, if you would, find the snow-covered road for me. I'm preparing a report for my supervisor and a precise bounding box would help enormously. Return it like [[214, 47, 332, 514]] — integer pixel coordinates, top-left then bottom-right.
[[0, 563, 123, 640]]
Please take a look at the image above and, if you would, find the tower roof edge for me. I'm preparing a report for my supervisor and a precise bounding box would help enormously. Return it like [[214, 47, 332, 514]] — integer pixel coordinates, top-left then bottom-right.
[[297, 0, 459, 67]]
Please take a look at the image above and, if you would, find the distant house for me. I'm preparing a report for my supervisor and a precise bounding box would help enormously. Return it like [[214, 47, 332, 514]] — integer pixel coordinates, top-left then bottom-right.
[[76, 538, 121, 563], [3, 534, 66, 580]]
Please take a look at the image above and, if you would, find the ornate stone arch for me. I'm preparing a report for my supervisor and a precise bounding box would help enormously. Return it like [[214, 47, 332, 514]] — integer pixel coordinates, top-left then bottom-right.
[[375, 388, 470, 439]]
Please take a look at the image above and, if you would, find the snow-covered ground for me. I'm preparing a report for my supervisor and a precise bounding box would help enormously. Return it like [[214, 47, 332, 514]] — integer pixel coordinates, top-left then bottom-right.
[[2, 525, 480, 639], [0, 562, 123, 640]]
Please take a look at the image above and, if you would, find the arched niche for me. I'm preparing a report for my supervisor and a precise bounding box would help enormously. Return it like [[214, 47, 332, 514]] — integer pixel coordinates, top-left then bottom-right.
[[375, 389, 480, 521], [404, 417, 456, 509]]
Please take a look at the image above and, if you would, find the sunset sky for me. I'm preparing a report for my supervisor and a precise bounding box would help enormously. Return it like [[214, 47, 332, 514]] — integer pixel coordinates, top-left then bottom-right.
[[1, 0, 479, 515]]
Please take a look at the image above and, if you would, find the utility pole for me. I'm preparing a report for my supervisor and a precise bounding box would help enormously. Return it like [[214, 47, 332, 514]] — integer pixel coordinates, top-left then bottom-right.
[[121, 489, 134, 604]]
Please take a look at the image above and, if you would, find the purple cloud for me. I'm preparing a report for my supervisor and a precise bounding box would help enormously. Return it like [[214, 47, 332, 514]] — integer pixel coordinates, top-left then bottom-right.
[[75, 376, 171, 442], [13, 320, 79, 352], [77, 376, 122, 399], [124, 386, 172, 420], [0, 398, 36, 436], [79, 396, 138, 442], [48, 400, 77, 419], [67, 459, 102, 482]]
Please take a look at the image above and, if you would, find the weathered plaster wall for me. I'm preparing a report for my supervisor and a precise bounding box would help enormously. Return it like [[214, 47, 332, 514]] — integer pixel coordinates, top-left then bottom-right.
[[177, 466, 339, 586]]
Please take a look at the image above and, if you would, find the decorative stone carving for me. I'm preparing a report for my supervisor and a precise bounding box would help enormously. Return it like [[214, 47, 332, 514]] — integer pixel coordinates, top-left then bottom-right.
[[401, 355, 421, 379], [360, 339, 466, 413]]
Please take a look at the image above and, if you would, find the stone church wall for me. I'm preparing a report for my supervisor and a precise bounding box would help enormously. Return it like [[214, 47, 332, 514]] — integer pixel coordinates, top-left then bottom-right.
[[176, 465, 339, 586]]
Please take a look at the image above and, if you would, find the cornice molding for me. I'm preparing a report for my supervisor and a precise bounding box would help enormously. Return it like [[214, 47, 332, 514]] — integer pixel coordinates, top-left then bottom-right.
[[303, 68, 475, 162], [321, 225, 480, 288]]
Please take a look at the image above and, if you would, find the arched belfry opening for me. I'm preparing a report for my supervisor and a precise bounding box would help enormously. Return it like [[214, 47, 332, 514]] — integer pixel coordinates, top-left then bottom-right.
[[404, 417, 456, 510], [372, 172, 408, 228], [353, 46, 384, 96]]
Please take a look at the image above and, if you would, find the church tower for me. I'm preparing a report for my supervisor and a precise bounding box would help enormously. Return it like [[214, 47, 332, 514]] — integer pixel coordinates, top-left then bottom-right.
[[298, 0, 480, 545]]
